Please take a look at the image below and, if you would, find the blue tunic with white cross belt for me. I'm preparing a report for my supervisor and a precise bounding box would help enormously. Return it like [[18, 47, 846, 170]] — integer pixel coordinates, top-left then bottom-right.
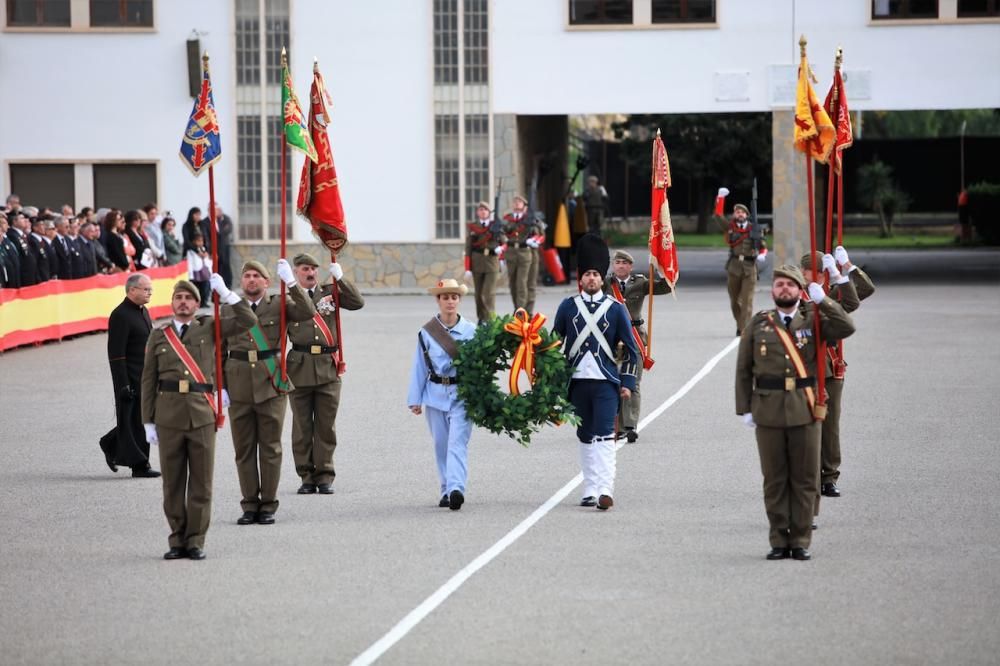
[[553, 292, 639, 390]]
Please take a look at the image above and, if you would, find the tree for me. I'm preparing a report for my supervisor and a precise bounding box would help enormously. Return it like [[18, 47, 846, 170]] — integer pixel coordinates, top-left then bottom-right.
[[856, 159, 910, 238], [612, 113, 772, 233]]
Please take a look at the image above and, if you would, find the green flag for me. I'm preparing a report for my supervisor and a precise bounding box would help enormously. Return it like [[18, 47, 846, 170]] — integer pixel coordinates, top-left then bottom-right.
[[281, 48, 318, 163]]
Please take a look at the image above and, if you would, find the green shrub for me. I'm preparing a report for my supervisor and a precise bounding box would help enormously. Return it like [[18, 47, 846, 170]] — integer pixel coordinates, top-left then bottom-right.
[[967, 182, 1000, 246]]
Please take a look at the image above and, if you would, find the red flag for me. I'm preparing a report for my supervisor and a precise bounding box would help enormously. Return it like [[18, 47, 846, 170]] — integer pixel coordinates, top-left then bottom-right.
[[648, 131, 678, 288], [297, 61, 348, 255], [824, 66, 853, 173]]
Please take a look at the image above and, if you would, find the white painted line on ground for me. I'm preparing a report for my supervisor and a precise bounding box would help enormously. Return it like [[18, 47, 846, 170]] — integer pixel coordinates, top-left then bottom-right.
[[350, 337, 741, 666]]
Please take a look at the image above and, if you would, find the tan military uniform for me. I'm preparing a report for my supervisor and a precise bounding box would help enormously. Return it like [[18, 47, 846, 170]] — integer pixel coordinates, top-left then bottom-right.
[[502, 211, 540, 313], [223, 286, 315, 515], [735, 296, 855, 549], [465, 221, 504, 323], [726, 220, 765, 332], [286, 279, 365, 486], [141, 301, 256, 550], [605, 273, 672, 432]]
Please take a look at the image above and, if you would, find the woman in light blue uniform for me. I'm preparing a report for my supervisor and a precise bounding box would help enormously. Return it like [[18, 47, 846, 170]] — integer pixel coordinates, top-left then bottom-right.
[[407, 278, 477, 510]]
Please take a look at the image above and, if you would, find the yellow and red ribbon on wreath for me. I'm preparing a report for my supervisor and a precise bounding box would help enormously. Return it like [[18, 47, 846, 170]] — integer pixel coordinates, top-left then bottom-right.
[[503, 308, 558, 396]]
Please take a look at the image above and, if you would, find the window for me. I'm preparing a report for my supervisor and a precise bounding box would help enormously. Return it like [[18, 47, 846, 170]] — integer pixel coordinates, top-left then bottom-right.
[[9, 164, 74, 210], [872, 0, 939, 19], [433, 0, 492, 240], [234, 0, 291, 241], [652, 0, 715, 23], [434, 0, 458, 85], [93, 164, 157, 210], [89, 0, 153, 27], [6, 0, 70, 27], [958, 0, 999, 16], [569, 0, 633, 25]]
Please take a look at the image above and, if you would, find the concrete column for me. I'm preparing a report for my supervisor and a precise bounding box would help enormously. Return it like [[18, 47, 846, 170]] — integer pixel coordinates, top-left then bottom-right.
[[771, 110, 809, 267]]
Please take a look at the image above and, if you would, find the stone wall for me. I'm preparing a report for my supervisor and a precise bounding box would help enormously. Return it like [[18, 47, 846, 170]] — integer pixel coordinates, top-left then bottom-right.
[[231, 241, 518, 290]]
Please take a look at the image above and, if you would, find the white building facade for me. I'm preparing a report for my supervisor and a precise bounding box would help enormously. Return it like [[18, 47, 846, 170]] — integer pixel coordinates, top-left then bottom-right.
[[2, 1, 998, 282]]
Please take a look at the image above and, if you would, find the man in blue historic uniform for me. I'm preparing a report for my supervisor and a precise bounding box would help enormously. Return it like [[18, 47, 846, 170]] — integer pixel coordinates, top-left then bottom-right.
[[553, 234, 639, 511], [407, 278, 477, 510]]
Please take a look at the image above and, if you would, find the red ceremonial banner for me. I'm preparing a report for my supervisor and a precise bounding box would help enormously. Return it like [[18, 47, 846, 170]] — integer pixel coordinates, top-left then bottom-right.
[[649, 132, 679, 288], [297, 62, 348, 254], [0, 262, 188, 352]]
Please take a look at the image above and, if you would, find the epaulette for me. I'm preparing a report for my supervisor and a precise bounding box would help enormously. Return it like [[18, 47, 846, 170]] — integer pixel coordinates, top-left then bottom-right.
[[196, 314, 212, 324]]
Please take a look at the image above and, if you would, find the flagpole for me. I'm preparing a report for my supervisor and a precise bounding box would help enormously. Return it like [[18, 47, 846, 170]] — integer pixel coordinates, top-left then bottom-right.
[[279, 128, 288, 383], [801, 36, 826, 417], [200, 53, 226, 430]]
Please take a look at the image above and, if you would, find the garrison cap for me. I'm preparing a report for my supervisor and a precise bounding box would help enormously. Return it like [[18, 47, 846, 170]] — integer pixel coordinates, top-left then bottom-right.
[[172, 279, 201, 303], [773, 264, 807, 289], [799, 251, 824, 270], [733, 203, 749, 215], [476, 201, 491, 211], [613, 249, 635, 264], [241, 260, 271, 280], [512, 194, 528, 205], [292, 252, 320, 267]]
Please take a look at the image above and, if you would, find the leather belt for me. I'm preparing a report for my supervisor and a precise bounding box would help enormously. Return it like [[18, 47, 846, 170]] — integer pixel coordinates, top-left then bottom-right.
[[228, 349, 279, 362], [292, 343, 339, 355], [474, 247, 498, 256], [631, 319, 644, 326], [742, 256, 756, 262], [514, 242, 530, 248], [159, 380, 213, 394], [756, 376, 816, 391], [429, 374, 458, 385]]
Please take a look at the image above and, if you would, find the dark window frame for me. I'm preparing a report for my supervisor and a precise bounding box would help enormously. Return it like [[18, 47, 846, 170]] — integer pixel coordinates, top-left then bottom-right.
[[651, 0, 716, 24], [569, 0, 634, 26], [871, 0, 939, 20], [6, 0, 71, 27], [957, 0, 999, 16], [89, 0, 154, 28]]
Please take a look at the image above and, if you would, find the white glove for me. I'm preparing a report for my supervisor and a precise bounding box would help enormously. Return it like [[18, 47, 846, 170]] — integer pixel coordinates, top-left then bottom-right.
[[834, 245, 850, 266], [807, 282, 826, 304], [276, 258, 296, 287], [821, 253, 837, 274], [464, 270, 473, 282], [741, 413, 755, 428], [221, 388, 231, 408], [755, 253, 766, 264], [499, 259, 506, 273], [526, 238, 540, 249], [328, 262, 344, 281], [209, 273, 240, 304], [717, 187, 730, 198], [143, 423, 159, 446]]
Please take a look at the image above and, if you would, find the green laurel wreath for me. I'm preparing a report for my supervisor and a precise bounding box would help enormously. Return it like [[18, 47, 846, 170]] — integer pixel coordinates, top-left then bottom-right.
[[455, 315, 580, 447]]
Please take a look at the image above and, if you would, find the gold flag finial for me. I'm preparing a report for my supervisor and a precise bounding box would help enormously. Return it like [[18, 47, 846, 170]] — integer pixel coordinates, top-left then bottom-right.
[[313, 57, 319, 72], [656, 127, 661, 138], [281, 46, 287, 66], [835, 46, 844, 70], [799, 35, 807, 58]]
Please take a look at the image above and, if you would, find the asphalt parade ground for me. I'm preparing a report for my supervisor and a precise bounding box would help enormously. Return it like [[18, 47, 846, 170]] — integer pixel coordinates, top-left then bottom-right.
[[1, 249, 998, 665]]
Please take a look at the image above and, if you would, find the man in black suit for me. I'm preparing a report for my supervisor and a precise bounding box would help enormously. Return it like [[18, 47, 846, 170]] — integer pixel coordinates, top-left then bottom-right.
[[99, 273, 161, 477], [66, 217, 88, 279], [51, 217, 74, 279], [8, 212, 37, 286], [0, 214, 20, 288], [28, 217, 51, 282]]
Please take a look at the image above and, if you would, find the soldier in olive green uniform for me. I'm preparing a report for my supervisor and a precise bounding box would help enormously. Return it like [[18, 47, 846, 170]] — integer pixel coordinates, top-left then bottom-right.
[[725, 204, 768, 335], [223, 259, 316, 525], [735, 265, 855, 561], [604, 249, 672, 442], [502, 194, 542, 314], [141, 276, 256, 560], [286, 253, 365, 495], [463, 201, 505, 324], [801, 247, 874, 500]]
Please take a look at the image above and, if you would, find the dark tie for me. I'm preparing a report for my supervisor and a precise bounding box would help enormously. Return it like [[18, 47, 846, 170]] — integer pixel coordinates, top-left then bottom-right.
[[251, 302, 258, 312], [180, 323, 189, 339], [620, 280, 627, 293], [308, 289, 314, 299], [783, 315, 792, 330]]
